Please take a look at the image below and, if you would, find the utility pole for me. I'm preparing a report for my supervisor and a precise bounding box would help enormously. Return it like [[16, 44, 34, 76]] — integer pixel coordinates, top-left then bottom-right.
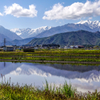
[[4, 38, 6, 47]]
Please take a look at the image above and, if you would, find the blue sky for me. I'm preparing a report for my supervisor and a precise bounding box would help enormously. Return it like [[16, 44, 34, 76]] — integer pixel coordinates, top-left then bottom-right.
[[0, 0, 100, 29]]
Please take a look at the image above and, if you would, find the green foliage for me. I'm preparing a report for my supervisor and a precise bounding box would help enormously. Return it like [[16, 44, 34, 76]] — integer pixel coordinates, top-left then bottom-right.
[[0, 81, 100, 100], [61, 82, 75, 98]]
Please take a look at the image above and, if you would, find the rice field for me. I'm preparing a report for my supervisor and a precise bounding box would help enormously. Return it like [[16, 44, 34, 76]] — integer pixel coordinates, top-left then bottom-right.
[[0, 49, 100, 63]]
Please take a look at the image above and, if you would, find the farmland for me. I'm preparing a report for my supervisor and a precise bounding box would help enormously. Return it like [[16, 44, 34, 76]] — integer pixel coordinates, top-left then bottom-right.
[[0, 49, 100, 64]]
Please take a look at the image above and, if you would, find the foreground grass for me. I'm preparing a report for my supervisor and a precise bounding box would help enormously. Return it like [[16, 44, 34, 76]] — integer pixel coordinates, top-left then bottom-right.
[[0, 81, 75, 100], [0, 49, 100, 62], [0, 81, 100, 100]]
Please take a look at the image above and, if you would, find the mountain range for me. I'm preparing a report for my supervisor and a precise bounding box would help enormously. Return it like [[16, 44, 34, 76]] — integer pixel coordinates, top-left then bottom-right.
[[0, 20, 100, 46], [76, 20, 100, 29], [35, 20, 100, 38], [28, 30, 100, 47], [10, 20, 100, 39], [10, 26, 51, 39]]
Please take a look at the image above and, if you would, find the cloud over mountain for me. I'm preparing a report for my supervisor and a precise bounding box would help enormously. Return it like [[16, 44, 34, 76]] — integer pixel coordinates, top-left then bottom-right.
[[4, 3, 37, 18], [43, 0, 100, 20]]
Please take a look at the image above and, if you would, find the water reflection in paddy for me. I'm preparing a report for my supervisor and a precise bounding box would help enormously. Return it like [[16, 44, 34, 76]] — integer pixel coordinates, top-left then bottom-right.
[[0, 62, 100, 93]]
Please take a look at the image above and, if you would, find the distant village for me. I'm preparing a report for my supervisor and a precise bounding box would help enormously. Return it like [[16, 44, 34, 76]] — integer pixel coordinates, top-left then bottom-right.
[[0, 44, 95, 52], [0, 44, 60, 51], [0, 38, 99, 51]]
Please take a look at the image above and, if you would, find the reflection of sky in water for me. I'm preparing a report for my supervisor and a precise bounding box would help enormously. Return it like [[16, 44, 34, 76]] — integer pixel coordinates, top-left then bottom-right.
[[0, 62, 100, 93]]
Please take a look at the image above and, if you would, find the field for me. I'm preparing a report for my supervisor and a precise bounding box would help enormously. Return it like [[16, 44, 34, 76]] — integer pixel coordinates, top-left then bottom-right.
[[0, 49, 100, 99], [0, 49, 100, 64]]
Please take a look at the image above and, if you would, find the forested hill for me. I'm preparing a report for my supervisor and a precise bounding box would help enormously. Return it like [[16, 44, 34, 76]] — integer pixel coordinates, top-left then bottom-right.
[[27, 30, 100, 47]]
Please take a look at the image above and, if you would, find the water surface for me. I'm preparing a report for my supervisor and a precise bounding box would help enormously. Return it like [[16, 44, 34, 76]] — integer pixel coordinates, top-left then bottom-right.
[[0, 62, 100, 93]]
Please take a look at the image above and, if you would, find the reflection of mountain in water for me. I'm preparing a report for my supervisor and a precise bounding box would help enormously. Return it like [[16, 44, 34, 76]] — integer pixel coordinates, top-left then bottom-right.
[[10, 63, 51, 77], [0, 62, 21, 75], [0, 63, 51, 77], [36, 64, 100, 83], [48, 63, 100, 72], [0, 62, 100, 82]]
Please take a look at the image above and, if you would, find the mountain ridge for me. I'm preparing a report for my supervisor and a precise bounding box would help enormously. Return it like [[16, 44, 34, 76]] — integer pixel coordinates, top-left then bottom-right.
[[0, 33, 12, 43], [0, 25, 22, 40], [28, 30, 100, 47], [1, 20, 100, 46], [76, 20, 100, 29], [10, 26, 51, 39], [0, 37, 35, 46], [35, 20, 100, 38], [10, 20, 100, 39]]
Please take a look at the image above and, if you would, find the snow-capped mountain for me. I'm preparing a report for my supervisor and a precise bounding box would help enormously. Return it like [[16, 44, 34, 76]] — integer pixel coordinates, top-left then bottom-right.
[[76, 20, 100, 29], [10, 26, 51, 39], [10, 20, 100, 39], [35, 20, 100, 38]]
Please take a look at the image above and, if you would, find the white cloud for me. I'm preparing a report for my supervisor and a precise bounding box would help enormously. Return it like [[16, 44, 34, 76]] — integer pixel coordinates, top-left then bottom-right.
[[4, 3, 37, 18], [43, 0, 100, 20], [0, 12, 3, 16]]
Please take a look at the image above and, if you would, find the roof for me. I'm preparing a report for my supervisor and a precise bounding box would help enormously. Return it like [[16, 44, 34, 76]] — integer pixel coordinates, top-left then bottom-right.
[[4, 45, 14, 47]]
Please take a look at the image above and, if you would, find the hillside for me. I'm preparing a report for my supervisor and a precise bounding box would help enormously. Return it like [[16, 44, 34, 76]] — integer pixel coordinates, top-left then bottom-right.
[[0, 33, 12, 43], [28, 30, 100, 47], [0, 26, 21, 41], [0, 37, 35, 46]]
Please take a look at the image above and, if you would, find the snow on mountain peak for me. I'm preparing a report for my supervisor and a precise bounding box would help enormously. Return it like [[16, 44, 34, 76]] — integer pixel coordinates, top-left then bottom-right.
[[76, 20, 100, 29], [10, 26, 51, 39], [10, 28, 19, 32], [10, 28, 22, 35], [77, 20, 91, 24]]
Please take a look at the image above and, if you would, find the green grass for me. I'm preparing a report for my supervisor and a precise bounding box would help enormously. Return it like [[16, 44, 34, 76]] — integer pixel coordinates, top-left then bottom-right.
[[0, 80, 100, 100], [0, 80, 75, 100]]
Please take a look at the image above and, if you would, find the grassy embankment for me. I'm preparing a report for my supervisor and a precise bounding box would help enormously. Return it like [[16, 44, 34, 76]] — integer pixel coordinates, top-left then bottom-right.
[[0, 49, 100, 63], [0, 80, 100, 100]]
